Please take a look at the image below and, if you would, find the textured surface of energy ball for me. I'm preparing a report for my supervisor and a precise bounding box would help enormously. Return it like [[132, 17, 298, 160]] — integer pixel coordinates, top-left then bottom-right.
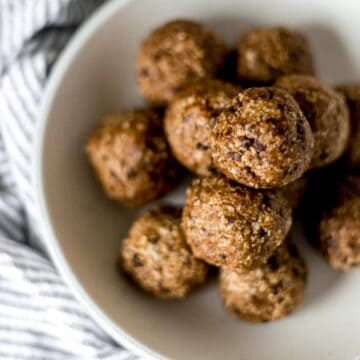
[[120, 205, 208, 298], [237, 27, 314, 85], [211, 87, 314, 188], [275, 75, 350, 168], [164, 79, 240, 175], [182, 175, 292, 270], [335, 84, 360, 168], [279, 177, 308, 210], [220, 242, 307, 322], [136, 20, 227, 105], [86, 109, 180, 206], [319, 176, 360, 270]]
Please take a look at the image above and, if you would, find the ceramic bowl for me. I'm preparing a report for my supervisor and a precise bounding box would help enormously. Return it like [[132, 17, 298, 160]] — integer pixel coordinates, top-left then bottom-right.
[[36, 0, 360, 358]]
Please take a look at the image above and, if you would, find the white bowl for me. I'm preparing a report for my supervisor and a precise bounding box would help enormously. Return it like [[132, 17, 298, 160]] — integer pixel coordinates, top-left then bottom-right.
[[36, 0, 360, 359]]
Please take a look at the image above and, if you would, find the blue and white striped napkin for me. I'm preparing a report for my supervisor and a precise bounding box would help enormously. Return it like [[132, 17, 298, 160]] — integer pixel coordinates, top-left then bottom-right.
[[0, 1, 138, 358]]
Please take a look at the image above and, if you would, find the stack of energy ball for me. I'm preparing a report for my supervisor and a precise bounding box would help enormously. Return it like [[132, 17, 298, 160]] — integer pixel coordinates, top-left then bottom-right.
[[86, 20, 360, 323]]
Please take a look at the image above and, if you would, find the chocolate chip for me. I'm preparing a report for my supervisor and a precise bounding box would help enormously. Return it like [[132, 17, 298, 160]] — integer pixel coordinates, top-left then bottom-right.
[[277, 102, 285, 112], [219, 254, 227, 260], [258, 228, 267, 238], [148, 234, 159, 244], [267, 118, 284, 136], [139, 67, 149, 77], [110, 170, 118, 179], [153, 52, 162, 61], [226, 216, 236, 225], [132, 254, 143, 267], [170, 85, 181, 92], [182, 115, 190, 123], [196, 142, 209, 151], [183, 257, 192, 266], [244, 166, 255, 176], [241, 137, 265, 152], [267, 255, 279, 271], [254, 140, 266, 152], [228, 151, 242, 161], [127, 169, 137, 179], [227, 105, 238, 114], [271, 281, 283, 295], [326, 237, 336, 248], [348, 240, 358, 249], [241, 137, 253, 149]]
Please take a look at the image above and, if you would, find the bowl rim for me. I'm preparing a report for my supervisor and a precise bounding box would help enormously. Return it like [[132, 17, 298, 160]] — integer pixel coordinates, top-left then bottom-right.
[[34, 0, 163, 359]]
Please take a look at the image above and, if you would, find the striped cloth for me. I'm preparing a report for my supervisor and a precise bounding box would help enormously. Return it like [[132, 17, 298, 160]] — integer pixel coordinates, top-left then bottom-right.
[[0, 1, 138, 358]]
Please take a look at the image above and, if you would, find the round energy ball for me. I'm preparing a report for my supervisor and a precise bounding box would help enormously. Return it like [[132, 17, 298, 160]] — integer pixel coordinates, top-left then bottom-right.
[[220, 242, 307, 322], [136, 20, 227, 105], [164, 79, 240, 176], [237, 27, 314, 85], [182, 175, 292, 270], [211, 87, 314, 188], [120, 205, 208, 298], [335, 84, 360, 168], [275, 75, 350, 168], [86, 109, 180, 206], [319, 176, 360, 270]]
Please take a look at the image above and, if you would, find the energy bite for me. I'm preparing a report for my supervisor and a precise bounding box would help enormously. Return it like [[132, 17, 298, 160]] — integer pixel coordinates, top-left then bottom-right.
[[319, 175, 360, 270], [237, 27, 314, 85], [165, 79, 240, 176], [120, 205, 208, 298], [220, 242, 307, 322], [86, 109, 179, 206], [275, 75, 350, 168], [182, 175, 292, 270], [211, 87, 314, 188], [136, 20, 227, 105], [335, 84, 360, 168]]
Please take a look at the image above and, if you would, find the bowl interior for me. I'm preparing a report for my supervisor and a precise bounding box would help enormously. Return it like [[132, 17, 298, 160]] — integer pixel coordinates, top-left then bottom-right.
[[39, 0, 360, 359]]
